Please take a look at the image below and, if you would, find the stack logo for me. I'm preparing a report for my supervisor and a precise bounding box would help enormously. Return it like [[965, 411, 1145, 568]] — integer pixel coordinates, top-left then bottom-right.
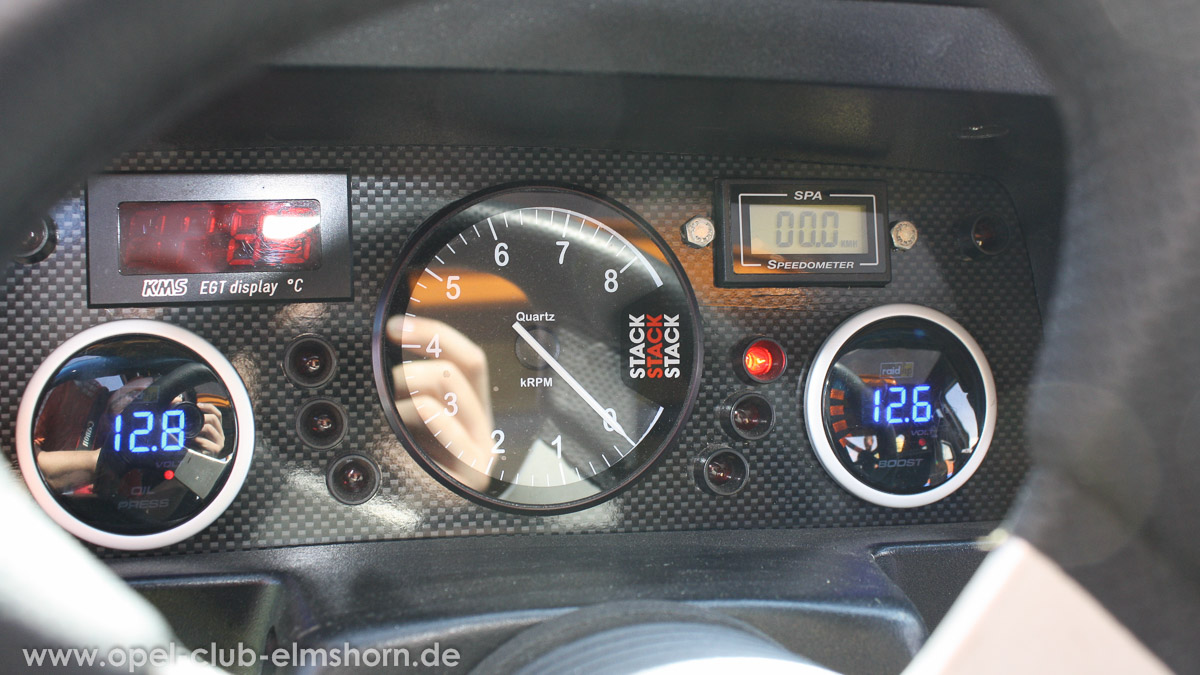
[[141, 278, 188, 298], [628, 314, 681, 379]]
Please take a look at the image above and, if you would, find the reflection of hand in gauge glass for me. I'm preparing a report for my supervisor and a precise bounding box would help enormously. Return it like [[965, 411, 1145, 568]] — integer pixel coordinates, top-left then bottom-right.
[[35, 373, 227, 493], [387, 315, 495, 491], [189, 402, 226, 454], [373, 186, 701, 512], [22, 326, 248, 542]]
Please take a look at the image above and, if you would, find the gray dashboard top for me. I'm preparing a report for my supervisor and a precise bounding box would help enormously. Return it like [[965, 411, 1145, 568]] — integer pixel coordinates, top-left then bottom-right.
[[277, 0, 1051, 95]]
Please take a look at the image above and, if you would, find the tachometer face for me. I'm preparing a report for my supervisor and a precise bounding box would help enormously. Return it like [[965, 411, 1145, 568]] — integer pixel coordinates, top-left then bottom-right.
[[373, 185, 702, 513]]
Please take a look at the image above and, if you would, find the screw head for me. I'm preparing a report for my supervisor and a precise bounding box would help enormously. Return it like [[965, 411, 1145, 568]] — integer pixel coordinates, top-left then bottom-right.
[[682, 216, 716, 248]]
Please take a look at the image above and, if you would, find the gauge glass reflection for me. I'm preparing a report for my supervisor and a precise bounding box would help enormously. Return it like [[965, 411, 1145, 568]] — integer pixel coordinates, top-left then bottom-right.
[[374, 185, 702, 513], [30, 334, 239, 534], [820, 317, 990, 495]]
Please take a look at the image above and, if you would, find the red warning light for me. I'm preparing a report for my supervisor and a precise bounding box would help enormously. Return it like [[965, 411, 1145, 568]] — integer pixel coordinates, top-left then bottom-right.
[[740, 338, 786, 382], [744, 345, 772, 376], [163, 470, 176, 481]]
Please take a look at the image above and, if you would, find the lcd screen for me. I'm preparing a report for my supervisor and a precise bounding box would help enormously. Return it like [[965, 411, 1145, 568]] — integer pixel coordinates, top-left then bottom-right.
[[746, 203, 869, 255]]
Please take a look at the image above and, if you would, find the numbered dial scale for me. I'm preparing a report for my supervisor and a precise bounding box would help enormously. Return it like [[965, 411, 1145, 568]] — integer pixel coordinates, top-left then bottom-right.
[[804, 305, 996, 508], [373, 185, 703, 514]]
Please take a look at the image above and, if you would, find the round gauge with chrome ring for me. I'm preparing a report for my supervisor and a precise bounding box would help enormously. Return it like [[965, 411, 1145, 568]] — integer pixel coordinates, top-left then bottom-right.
[[373, 184, 703, 514], [804, 304, 996, 508], [16, 320, 254, 550]]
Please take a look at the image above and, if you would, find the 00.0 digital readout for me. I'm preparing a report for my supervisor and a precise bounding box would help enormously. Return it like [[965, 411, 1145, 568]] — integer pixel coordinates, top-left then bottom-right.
[[747, 204, 869, 255]]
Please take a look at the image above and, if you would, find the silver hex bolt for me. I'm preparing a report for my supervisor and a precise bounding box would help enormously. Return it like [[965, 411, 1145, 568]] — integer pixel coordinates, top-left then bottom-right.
[[890, 220, 919, 251], [682, 216, 716, 248]]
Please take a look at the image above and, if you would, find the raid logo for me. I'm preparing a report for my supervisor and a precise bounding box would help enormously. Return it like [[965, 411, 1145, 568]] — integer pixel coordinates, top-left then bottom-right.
[[880, 362, 915, 379], [628, 314, 681, 379], [141, 278, 188, 298]]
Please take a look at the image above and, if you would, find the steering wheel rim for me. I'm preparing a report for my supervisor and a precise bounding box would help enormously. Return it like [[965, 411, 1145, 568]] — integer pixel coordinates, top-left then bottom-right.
[[1, 0, 1198, 671], [991, 2, 1200, 671]]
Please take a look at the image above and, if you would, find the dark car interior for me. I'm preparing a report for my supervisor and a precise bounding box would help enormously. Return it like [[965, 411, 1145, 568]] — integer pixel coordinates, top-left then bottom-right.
[[2, 1, 1198, 673]]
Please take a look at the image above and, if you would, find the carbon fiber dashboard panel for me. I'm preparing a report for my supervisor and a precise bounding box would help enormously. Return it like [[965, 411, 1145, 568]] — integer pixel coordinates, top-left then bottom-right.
[[0, 146, 1039, 556]]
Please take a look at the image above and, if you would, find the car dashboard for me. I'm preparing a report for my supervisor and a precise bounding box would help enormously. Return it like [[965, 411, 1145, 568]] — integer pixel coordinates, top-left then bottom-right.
[[0, 2, 1063, 673]]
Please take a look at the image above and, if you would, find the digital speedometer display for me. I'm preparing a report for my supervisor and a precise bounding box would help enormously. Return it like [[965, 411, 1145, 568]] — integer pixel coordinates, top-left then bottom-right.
[[373, 185, 702, 514], [745, 203, 869, 255], [715, 179, 889, 287]]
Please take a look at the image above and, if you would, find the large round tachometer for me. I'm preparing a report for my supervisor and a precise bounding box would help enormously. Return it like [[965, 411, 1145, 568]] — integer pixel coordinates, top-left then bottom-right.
[[373, 184, 702, 514]]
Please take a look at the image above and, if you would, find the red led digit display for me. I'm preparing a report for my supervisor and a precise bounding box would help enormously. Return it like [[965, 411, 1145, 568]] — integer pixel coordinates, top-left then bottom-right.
[[118, 200, 322, 274]]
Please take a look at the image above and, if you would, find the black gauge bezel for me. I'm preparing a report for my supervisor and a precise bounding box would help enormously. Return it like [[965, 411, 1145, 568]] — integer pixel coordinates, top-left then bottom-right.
[[372, 182, 704, 515]]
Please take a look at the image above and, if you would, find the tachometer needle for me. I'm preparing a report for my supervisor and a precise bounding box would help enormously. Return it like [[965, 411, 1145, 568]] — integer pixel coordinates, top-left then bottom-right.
[[512, 321, 636, 447]]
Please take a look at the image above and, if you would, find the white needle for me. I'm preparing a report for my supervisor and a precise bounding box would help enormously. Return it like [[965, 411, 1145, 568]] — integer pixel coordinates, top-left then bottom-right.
[[512, 321, 636, 447]]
